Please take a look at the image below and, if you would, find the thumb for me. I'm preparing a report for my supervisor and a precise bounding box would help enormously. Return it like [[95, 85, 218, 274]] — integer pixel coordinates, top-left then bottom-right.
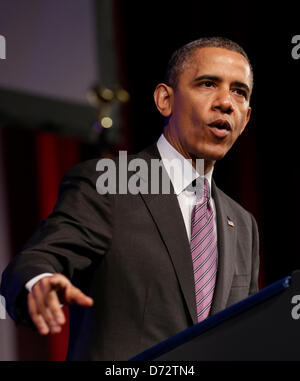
[[63, 285, 94, 307], [48, 276, 93, 307]]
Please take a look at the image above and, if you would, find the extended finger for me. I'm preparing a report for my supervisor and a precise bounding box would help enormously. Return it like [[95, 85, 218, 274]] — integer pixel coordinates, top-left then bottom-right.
[[32, 281, 61, 333], [45, 289, 66, 326], [64, 286, 94, 306], [28, 292, 50, 335], [46, 275, 93, 307], [48, 274, 71, 291]]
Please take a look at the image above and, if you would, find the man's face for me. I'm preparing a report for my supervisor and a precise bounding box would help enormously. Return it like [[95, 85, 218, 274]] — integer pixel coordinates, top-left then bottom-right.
[[164, 47, 252, 162]]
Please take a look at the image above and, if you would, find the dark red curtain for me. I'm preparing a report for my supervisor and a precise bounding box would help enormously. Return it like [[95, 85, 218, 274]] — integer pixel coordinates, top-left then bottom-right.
[[35, 132, 80, 360]]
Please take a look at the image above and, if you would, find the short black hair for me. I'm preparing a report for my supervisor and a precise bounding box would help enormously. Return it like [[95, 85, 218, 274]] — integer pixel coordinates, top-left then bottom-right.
[[165, 36, 253, 91]]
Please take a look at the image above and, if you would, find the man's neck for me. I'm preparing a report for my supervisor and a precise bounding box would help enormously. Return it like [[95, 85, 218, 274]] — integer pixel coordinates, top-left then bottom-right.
[[163, 129, 215, 174]]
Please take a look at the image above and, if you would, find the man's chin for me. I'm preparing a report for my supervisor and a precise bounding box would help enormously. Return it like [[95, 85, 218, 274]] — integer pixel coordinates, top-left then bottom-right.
[[191, 146, 229, 162]]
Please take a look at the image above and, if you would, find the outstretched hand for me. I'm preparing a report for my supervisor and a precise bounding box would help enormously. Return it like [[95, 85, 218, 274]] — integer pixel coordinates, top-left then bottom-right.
[[27, 273, 93, 335]]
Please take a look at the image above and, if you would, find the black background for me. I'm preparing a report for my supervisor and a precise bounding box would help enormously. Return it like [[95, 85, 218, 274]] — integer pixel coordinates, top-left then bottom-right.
[[115, 0, 300, 285]]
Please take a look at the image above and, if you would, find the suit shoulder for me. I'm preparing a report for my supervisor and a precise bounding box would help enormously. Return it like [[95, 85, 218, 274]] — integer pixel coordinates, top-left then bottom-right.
[[63, 143, 158, 180], [63, 158, 102, 180], [214, 185, 256, 225], [64, 151, 144, 178]]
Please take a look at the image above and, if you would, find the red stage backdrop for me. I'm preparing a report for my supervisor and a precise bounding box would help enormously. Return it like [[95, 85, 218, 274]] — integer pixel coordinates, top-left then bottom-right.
[[35, 132, 80, 360]]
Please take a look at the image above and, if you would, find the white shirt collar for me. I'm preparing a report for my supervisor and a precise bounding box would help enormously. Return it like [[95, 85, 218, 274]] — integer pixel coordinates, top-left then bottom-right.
[[156, 134, 214, 196]]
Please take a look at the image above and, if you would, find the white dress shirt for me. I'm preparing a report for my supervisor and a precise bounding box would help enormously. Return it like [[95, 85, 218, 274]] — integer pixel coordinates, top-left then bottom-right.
[[26, 134, 217, 292], [156, 133, 217, 242]]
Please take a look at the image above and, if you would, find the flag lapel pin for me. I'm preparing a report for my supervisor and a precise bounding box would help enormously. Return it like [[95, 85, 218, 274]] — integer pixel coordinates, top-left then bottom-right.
[[227, 217, 235, 227]]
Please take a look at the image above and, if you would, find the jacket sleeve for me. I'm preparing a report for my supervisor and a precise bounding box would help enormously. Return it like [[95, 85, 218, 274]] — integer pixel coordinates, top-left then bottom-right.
[[0, 160, 113, 324]]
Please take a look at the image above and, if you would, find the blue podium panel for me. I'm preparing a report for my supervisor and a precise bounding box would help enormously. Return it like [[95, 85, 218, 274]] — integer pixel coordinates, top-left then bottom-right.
[[131, 271, 300, 361]]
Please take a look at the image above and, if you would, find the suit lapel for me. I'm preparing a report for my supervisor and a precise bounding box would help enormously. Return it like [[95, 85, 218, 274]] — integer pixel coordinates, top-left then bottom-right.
[[210, 181, 237, 314], [137, 145, 237, 321], [138, 145, 198, 324]]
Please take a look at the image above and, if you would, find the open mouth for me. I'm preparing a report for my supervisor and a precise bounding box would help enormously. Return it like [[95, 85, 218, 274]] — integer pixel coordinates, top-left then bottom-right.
[[207, 119, 231, 138], [208, 119, 231, 131]]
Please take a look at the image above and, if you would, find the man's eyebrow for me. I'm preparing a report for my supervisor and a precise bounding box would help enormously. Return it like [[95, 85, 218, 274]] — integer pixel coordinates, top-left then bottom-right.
[[193, 75, 251, 95], [193, 75, 220, 83], [231, 81, 250, 95]]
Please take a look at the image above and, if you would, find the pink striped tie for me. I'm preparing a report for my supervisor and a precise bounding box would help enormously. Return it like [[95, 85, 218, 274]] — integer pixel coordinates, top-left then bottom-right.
[[190, 178, 218, 323]]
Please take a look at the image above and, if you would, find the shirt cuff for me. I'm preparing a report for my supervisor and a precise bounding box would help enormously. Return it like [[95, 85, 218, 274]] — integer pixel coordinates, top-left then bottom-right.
[[25, 273, 54, 292]]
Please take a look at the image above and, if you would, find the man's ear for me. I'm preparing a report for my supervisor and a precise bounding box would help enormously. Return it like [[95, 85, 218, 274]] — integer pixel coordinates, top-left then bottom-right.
[[153, 83, 173, 117], [239, 106, 252, 135]]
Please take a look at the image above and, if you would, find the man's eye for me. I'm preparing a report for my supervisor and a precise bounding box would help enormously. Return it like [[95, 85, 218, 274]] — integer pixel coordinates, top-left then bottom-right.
[[199, 81, 214, 88], [233, 88, 247, 98]]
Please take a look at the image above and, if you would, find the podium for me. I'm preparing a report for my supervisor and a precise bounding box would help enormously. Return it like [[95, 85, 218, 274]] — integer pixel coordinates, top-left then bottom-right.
[[131, 271, 300, 361]]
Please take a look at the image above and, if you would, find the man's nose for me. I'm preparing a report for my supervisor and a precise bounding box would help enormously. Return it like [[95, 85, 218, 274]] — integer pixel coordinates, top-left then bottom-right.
[[211, 88, 234, 114]]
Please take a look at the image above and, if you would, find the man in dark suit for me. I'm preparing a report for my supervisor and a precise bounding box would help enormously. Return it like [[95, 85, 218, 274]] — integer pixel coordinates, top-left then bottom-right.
[[0, 37, 259, 360]]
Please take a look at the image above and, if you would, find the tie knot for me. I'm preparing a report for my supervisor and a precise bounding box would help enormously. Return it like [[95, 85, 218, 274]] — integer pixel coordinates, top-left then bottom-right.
[[203, 178, 210, 201], [192, 177, 210, 202]]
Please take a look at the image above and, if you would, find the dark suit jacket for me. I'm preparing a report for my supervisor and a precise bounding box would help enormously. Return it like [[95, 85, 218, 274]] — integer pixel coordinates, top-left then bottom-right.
[[0, 144, 259, 360]]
